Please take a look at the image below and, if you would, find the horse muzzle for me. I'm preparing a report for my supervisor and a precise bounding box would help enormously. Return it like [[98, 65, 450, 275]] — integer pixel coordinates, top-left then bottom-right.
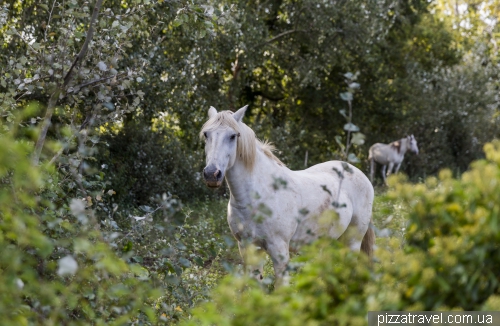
[[203, 166, 224, 188]]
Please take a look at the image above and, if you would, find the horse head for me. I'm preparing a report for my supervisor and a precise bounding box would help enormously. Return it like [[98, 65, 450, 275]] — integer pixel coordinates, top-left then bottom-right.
[[200, 105, 249, 188], [407, 134, 419, 155]]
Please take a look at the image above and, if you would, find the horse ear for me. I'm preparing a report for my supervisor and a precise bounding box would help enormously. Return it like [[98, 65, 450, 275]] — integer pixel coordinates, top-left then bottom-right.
[[233, 105, 248, 123], [208, 106, 218, 118]]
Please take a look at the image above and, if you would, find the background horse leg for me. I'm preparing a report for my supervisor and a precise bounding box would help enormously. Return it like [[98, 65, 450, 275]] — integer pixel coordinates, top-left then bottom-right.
[[394, 163, 402, 173], [386, 162, 395, 178], [381, 165, 387, 184], [238, 242, 265, 281], [266, 239, 290, 287], [370, 158, 375, 183]]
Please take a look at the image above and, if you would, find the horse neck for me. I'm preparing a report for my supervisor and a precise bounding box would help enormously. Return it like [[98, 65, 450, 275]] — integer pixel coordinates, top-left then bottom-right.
[[398, 138, 409, 155], [225, 145, 282, 207]]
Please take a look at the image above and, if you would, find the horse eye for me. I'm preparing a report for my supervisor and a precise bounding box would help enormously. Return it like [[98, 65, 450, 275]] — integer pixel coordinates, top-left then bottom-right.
[[204, 132, 208, 139], [230, 134, 236, 140]]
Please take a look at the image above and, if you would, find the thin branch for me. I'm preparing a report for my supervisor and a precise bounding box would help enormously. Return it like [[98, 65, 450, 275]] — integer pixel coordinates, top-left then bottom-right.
[[344, 99, 353, 159], [72, 72, 126, 90], [44, 0, 58, 42], [13, 31, 39, 55], [258, 29, 307, 47], [32, 89, 61, 166], [63, 0, 103, 87], [48, 147, 64, 166]]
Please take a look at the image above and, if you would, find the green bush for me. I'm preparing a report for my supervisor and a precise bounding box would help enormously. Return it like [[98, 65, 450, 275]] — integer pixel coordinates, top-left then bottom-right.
[[385, 140, 500, 309], [185, 140, 500, 324], [0, 128, 164, 324], [99, 122, 214, 206]]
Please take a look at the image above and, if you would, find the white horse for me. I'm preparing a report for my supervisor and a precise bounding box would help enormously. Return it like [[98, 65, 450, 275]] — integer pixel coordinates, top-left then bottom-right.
[[200, 105, 374, 284], [368, 135, 419, 184]]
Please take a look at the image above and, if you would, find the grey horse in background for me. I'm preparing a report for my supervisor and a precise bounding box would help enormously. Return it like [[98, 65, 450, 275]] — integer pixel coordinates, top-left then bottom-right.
[[369, 135, 419, 184]]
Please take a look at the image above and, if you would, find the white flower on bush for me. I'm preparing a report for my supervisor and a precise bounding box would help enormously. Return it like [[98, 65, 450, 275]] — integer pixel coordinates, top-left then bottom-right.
[[57, 255, 78, 276], [16, 278, 24, 289], [70, 198, 88, 224], [97, 61, 107, 71], [70, 198, 85, 215]]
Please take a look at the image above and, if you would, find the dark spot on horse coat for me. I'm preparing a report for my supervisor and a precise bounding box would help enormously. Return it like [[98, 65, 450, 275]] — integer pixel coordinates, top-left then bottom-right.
[[319, 197, 331, 214]]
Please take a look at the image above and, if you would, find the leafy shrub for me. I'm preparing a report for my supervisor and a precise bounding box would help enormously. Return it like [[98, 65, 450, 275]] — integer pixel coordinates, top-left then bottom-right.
[[99, 121, 214, 206], [108, 199, 238, 323], [0, 115, 237, 324], [0, 126, 163, 324], [385, 139, 500, 309]]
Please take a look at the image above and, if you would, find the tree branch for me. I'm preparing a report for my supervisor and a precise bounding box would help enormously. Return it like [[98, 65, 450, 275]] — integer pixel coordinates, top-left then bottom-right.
[[63, 0, 103, 87], [72, 72, 127, 91], [32, 0, 103, 166], [258, 29, 307, 47]]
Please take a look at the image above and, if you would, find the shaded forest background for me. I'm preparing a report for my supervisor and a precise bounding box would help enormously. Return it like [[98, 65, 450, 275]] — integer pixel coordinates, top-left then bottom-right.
[[0, 0, 499, 324], [2, 0, 498, 207]]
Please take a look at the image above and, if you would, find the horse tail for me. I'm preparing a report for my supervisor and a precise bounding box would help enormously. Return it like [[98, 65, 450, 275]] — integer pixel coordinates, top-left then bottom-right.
[[361, 219, 375, 260]]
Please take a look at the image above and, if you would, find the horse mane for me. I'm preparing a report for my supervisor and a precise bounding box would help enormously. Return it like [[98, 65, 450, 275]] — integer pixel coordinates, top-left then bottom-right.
[[200, 110, 283, 170], [259, 139, 284, 166], [390, 141, 401, 154]]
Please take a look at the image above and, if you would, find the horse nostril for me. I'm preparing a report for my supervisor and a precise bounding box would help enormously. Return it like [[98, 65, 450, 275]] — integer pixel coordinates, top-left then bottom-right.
[[214, 169, 222, 179]]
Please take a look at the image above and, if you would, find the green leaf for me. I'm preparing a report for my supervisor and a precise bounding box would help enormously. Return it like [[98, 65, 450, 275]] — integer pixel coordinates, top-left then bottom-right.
[[173, 18, 183, 27], [103, 102, 115, 110], [178, 257, 191, 268], [340, 92, 353, 101], [335, 135, 345, 150], [343, 123, 359, 132], [347, 153, 360, 163], [349, 82, 360, 89], [343, 72, 354, 79], [38, 4, 49, 11], [350, 132, 365, 145]]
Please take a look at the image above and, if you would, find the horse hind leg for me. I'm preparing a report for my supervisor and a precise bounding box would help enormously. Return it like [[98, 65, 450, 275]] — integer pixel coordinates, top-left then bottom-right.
[[339, 224, 366, 252], [339, 218, 374, 263], [369, 158, 375, 183], [381, 165, 387, 184]]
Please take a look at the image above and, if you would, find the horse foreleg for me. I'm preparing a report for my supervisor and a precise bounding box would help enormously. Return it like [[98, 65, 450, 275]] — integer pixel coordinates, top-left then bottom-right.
[[386, 162, 395, 177], [266, 240, 290, 287], [394, 163, 402, 173], [238, 242, 265, 281]]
